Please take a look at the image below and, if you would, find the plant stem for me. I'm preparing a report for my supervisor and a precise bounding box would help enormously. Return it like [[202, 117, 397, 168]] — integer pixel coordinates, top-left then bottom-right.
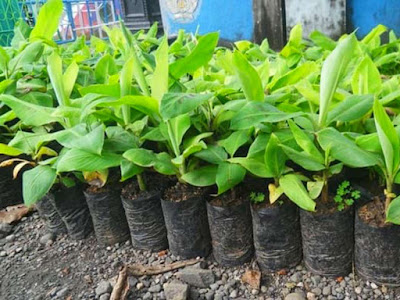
[[137, 174, 146, 191], [321, 170, 329, 203], [122, 105, 131, 126], [385, 178, 393, 213]]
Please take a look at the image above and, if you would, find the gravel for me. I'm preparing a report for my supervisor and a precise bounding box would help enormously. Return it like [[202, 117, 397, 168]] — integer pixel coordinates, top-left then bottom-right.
[[1, 212, 400, 299]]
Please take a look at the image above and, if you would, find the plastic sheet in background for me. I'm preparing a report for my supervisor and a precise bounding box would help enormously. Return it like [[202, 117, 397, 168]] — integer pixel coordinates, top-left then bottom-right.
[[161, 195, 211, 259], [122, 191, 168, 251], [251, 200, 302, 272], [300, 207, 354, 277], [36, 193, 67, 235], [51, 184, 93, 240], [84, 188, 130, 245], [207, 200, 254, 266], [355, 210, 400, 286]]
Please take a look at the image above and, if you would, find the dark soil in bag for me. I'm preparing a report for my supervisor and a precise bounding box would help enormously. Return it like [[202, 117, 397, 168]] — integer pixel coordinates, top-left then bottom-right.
[[251, 198, 302, 272], [121, 178, 168, 251], [51, 184, 93, 240], [162, 183, 211, 259], [35, 193, 67, 235], [300, 202, 354, 277], [0, 155, 23, 209], [84, 186, 130, 245], [207, 189, 253, 266], [355, 199, 400, 286]]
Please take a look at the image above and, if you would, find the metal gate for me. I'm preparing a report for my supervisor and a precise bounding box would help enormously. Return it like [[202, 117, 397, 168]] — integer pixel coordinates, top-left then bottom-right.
[[0, 0, 123, 46]]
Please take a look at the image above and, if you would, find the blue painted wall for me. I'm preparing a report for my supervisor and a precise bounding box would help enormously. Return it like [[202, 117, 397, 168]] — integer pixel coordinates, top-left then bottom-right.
[[160, 0, 254, 41], [348, 0, 400, 38]]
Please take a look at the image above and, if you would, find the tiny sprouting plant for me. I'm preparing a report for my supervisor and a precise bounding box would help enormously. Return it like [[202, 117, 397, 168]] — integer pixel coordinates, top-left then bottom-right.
[[334, 181, 360, 211], [250, 192, 265, 203]]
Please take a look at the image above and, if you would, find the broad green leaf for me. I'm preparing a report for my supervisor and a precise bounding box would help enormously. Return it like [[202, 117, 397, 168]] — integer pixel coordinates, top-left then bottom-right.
[[0, 79, 13, 94], [120, 55, 135, 123], [319, 34, 357, 128], [309, 31, 336, 50], [123, 148, 156, 167], [380, 89, 400, 106], [194, 145, 228, 164], [295, 80, 320, 105], [63, 61, 79, 99], [181, 165, 218, 187], [170, 32, 219, 78], [8, 41, 43, 73], [288, 120, 324, 163], [130, 42, 150, 96], [280, 144, 325, 171], [141, 127, 167, 142], [229, 157, 270, 178], [351, 56, 382, 95], [269, 62, 319, 91], [47, 52, 69, 106], [0, 94, 60, 126], [23, 165, 57, 207], [56, 125, 104, 155], [265, 134, 286, 178], [232, 51, 264, 101], [0, 47, 9, 72], [30, 0, 63, 41], [0, 144, 23, 156], [154, 152, 176, 175], [257, 59, 270, 88], [9, 131, 57, 154], [151, 37, 169, 101], [280, 174, 316, 211], [248, 133, 270, 159], [160, 93, 213, 120], [57, 149, 122, 172], [386, 195, 400, 224], [182, 141, 206, 158], [219, 130, 249, 157], [362, 24, 387, 45], [230, 102, 276, 130], [104, 126, 138, 152], [317, 127, 379, 168], [356, 133, 381, 153], [166, 114, 191, 157], [216, 162, 246, 194], [307, 181, 324, 200], [11, 19, 31, 49], [95, 54, 117, 84], [327, 94, 374, 123], [120, 159, 143, 181], [106, 95, 159, 117], [373, 99, 400, 177], [79, 84, 120, 97]]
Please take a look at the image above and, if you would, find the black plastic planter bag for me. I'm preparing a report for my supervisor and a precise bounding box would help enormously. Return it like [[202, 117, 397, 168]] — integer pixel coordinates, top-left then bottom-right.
[[207, 201, 253, 266], [35, 193, 67, 234], [122, 191, 168, 251], [300, 207, 354, 277], [84, 189, 130, 245], [251, 201, 302, 272], [161, 196, 211, 259], [355, 211, 400, 286], [0, 155, 23, 209], [51, 185, 93, 240]]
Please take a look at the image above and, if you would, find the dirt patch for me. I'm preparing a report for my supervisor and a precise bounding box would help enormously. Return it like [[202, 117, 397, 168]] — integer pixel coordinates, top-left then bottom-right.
[[358, 196, 388, 227], [163, 182, 205, 202]]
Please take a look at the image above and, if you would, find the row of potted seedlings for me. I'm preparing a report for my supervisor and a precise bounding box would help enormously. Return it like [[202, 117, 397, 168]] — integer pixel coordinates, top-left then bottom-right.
[[1, 0, 400, 287]]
